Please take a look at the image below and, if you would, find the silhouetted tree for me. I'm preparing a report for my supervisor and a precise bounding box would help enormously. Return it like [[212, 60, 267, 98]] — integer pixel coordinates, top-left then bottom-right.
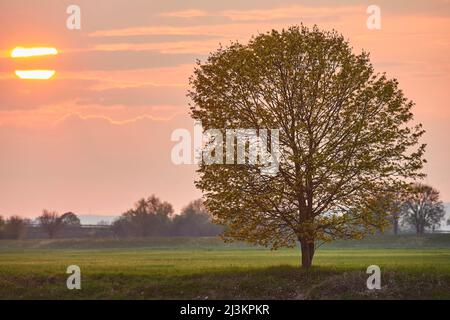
[[401, 184, 445, 235], [4, 216, 28, 239], [60, 212, 81, 226], [0, 215, 5, 239], [111, 217, 132, 237], [38, 210, 64, 239], [189, 25, 426, 268], [113, 195, 173, 237], [37, 210, 82, 238]]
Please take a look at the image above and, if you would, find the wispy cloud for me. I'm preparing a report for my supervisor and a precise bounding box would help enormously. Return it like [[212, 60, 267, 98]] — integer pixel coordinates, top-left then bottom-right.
[[222, 5, 362, 22], [160, 9, 209, 18]]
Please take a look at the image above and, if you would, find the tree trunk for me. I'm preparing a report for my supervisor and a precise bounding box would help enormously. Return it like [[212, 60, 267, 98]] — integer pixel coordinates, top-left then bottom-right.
[[420, 224, 425, 236], [309, 242, 315, 262], [393, 219, 398, 235], [300, 240, 314, 269]]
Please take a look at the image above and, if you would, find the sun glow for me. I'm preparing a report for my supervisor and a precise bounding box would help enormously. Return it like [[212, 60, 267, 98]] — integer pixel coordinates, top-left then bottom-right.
[[11, 47, 58, 58], [14, 70, 56, 79], [11, 47, 58, 79]]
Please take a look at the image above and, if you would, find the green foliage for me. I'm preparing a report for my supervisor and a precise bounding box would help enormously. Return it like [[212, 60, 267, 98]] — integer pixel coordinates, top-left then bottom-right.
[[189, 25, 426, 266]]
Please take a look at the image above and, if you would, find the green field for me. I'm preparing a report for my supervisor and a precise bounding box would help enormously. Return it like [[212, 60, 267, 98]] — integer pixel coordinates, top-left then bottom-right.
[[0, 235, 449, 299]]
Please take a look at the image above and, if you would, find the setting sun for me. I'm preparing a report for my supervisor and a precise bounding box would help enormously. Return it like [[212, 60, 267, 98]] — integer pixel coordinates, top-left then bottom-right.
[[11, 47, 58, 58], [14, 70, 56, 79], [11, 47, 58, 79]]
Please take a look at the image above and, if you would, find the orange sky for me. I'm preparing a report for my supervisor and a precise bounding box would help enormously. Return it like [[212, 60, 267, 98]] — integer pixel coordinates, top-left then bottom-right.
[[0, 0, 449, 217]]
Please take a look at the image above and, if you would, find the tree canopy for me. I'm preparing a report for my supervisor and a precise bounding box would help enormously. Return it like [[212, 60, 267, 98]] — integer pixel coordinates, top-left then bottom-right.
[[37, 210, 81, 238], [111, 197, 221, 237], [189, 25, 426, 267], [401, 183, 445, 235], [112, 195, 174, 237]]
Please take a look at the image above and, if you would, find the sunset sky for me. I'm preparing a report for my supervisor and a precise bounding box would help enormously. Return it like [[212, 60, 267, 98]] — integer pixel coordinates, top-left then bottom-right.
[[0, 0, 449, 218]]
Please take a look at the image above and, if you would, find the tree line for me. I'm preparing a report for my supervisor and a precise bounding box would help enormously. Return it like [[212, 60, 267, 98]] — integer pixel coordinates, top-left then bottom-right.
[[0, 197, 223, 239], [111, 196, 223, 237], [0, 186, 446, 240]]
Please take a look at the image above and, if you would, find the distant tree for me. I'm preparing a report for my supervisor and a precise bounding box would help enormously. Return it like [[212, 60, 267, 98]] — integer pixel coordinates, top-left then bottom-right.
[[172, 199, 223, 236], [189, 25, 426, 267], [37, 211, 82, 238], [368, 194, 404, 235], [4, 216, 28, 239], [60, 212, 81, 227], [111, 217, 131, 237], [37, 210, 64, 239], [113, 195, 174, 237], [390, 205, 403, 235], [0, 215, 5, 238], [401, 184, 445, 236]]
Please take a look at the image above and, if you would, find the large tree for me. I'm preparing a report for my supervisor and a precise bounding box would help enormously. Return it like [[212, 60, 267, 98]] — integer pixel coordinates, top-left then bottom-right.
[[401, 183, 445, 235], [189, 26, 426, 268]]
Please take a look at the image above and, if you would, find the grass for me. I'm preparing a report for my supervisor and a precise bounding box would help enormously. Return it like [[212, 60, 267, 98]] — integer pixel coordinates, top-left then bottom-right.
[[0, 235, 449, 299]]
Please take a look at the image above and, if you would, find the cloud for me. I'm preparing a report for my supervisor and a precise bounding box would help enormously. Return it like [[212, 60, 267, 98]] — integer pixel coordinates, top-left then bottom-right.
[[0, 102, 189, 128], [222, 5, 362, 22], [0, 112, 201, 216], [0, 78, 97, 110], [1, 0, 450, 217], [75, 84, 189, 107], [54, 112, 185, 126], [90, 39, 225, 54], [0, 77, 189, 110], [59, 50, 202, 71], [160, 9, 209, 18]]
